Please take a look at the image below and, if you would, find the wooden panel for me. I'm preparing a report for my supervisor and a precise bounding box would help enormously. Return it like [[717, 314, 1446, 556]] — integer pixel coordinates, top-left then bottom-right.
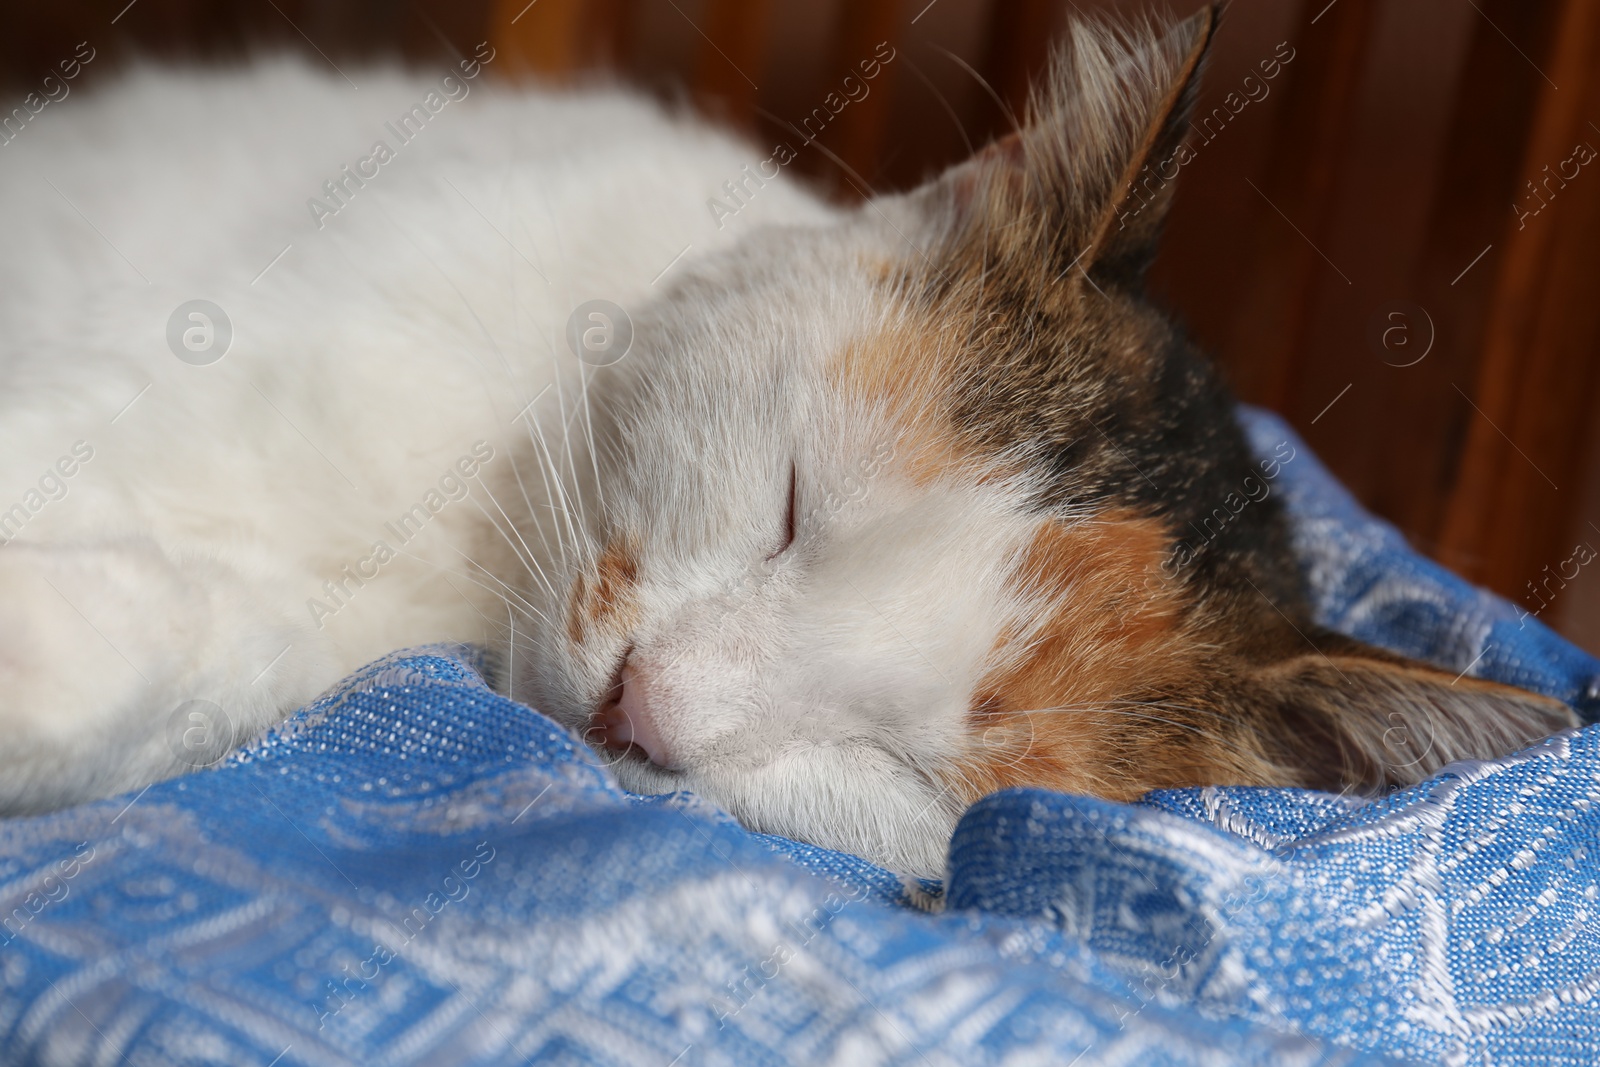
[[692, 0, 773, 127], [1147, 0, 1303, 358], [489, 0, 591, 78], [754, 0, 848, 163], [1439, 0, 1600, 604], [1282, 0, 1479, 538], [0, 0, 494, 85], [1370, 0, 1560, 564], [815, 0, 905, 189], [626, 0, 704, 90], [1558, 418, 1600, 646], [978, 0, 1057, 123], [1215, 0, 1376, 410]]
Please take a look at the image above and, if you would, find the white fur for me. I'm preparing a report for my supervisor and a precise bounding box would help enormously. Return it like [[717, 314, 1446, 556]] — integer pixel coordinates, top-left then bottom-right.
[[0, 59, 1039, 877]]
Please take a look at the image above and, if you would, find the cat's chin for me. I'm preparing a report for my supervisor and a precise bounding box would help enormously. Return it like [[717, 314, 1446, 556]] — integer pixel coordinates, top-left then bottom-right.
[[602, 749, 687, 796], [595, 745, 954, 880]]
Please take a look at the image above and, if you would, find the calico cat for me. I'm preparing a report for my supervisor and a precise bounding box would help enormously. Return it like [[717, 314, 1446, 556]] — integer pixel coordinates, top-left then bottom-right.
[[0, 7, 1573, 877]]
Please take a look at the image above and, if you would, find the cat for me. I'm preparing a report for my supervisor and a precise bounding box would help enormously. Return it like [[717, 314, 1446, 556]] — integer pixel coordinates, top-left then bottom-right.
[[0, 7, 1575, 878]]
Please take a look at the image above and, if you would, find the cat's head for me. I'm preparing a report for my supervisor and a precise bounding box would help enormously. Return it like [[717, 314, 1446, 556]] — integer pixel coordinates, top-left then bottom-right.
[[516, 8, 1574, 877]]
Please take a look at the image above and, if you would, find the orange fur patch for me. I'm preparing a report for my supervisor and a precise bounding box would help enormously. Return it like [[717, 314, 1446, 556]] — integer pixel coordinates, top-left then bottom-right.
[[951, 509, 1220, 802], [831, 314, 989, 489], [566, 536, 640, 644]]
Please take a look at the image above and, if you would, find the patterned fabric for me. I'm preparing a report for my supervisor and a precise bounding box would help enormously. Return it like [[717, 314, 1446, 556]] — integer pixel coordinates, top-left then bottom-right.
[[1, 408, 1596, 1067]]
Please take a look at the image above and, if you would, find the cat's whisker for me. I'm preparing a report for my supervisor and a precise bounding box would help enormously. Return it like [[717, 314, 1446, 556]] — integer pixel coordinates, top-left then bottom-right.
[[526, 411, 583, 571], [547, 382, 600, 567], [460, 580, 519, 634], [519, 414, 570, 571], [503, 445, 559, 566], [1112, 697, 1232, 724], [390, 533, 547, 622], [1010, 703, 1224, 741], [576, 360, 606, 516], [385, 543, 537, 626], [556, 396, 601, 566], [472, 478, 558, 601], [439, 546, 551, 626], [432, 571, 511, 647], [1040, 695, 1227, 723], [900, 54, 975, 157], [919, 748, 992, 804], [932, 43, 1024, 138], [550, 374, 591, 544], [473, 507, 557, 608]]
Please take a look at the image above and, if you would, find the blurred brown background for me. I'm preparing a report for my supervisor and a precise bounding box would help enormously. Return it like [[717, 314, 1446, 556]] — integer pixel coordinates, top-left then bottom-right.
[[4, 0, 1598, 653]]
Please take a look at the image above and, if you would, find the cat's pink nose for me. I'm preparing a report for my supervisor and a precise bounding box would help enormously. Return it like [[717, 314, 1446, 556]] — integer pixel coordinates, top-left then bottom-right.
[[592, 662, 676, 768]]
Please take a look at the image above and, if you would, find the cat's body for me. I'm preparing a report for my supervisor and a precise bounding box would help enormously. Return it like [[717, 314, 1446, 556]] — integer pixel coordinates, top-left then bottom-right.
[[0, 53, 823, 808], [0, 13, 1576, 877]]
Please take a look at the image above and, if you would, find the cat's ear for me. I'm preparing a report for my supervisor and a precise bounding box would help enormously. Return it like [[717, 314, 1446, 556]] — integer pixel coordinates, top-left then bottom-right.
[[1256, 635, 1579, 790], [917, 5, 1219, 289]]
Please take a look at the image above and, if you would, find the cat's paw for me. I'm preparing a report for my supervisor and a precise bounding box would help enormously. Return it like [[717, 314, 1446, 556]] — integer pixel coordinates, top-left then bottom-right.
[[0, 538, 328, 814]]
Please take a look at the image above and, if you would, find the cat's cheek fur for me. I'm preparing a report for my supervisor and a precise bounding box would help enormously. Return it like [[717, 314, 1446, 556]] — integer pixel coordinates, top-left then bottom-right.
[[953, 510, 1214, 802]]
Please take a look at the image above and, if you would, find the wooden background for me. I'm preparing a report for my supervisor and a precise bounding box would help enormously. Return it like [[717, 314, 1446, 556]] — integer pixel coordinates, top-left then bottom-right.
[[4, 0, 1598, 653]]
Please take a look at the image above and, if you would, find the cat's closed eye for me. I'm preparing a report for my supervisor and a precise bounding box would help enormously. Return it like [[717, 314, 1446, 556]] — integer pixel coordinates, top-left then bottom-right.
[[765, 461, 797, 561]]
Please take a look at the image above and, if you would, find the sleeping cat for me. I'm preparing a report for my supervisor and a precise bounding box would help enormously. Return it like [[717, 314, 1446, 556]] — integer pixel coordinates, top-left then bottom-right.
[[0, 8, 1574, 877]]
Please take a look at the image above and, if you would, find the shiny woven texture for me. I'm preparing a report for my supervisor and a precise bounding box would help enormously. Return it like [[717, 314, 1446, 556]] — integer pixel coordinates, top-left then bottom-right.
[[0, 408, 1595, 1067]]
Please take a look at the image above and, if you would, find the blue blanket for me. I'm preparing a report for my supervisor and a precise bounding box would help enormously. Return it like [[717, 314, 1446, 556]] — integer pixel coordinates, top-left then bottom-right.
[[3, 408, 1598, 1067]]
